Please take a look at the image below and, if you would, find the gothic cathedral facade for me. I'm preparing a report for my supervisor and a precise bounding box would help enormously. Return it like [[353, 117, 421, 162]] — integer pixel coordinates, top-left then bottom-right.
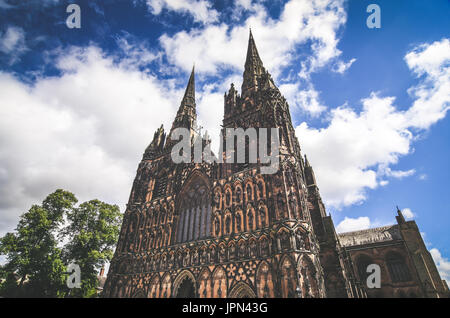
[[103, 31, 445, 298]]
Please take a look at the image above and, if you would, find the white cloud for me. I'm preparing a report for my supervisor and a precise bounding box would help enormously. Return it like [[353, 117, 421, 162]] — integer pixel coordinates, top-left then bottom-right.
[[382, 166, 416, 179], [418, 173, 427, 180], [402, 208, 415, 219], [336, 216, 371, 233], [0, 25, 27, 64], [404, 38, 450, 129], [280, 83, 326, 116], [157, 0, 349, 119], [114, 32, 161, 69], [159, 0, 346, 76], [145, 0, 219, 24], [0, 45, 184, 237], [333, 58, 356, 74], [430, 248, 450, 282], [296, 38, 450, 208]]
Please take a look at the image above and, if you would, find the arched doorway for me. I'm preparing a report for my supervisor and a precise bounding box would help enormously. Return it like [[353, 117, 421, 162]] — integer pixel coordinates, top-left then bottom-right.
[[173, 270, 197, 298], [176, 277, 196, 298], [229, 282, 256, 298]]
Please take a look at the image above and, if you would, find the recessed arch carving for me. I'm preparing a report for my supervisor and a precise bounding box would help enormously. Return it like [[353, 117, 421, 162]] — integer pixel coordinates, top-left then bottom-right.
[[229, 281, 256, 298]]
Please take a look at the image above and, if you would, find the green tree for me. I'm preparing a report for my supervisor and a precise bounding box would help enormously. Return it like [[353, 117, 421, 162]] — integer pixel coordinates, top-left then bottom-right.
[[0, 189, 123, 298], [0, 189, 77, 297], [62, 199, 122, 298]]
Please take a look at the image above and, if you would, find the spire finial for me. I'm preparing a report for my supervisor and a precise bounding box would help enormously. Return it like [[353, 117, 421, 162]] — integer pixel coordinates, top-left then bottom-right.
[[396, 206, 406, 224], [166, 67, 197, 139], [242, 29, 265, 94], [305, 154, 310, 167], [182, 65, 195, 104]]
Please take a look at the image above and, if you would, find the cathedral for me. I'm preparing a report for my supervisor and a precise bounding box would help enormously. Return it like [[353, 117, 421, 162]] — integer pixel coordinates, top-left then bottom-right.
[[103, 31, 448, 298]]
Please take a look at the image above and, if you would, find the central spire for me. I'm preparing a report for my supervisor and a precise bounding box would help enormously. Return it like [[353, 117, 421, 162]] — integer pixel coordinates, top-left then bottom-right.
[[242, 29, 266, 94], [165, 66, 198, 149], [181, 65, 195, 109]]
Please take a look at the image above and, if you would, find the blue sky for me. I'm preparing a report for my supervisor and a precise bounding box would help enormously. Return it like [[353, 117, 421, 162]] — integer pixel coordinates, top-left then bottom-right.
[[0, 0, 449, 279]]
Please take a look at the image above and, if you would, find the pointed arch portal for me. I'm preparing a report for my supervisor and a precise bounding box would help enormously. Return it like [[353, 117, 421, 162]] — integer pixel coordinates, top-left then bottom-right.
[[229, 282, 256, 298]]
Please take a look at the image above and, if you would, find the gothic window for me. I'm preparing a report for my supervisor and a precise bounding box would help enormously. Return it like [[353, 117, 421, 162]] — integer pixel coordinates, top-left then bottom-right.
[[356, 254, 374, 284], [175, 176, 211, 243], [153, 174, 168, 199], [199, 269, 211, 298], [386, 252, 411, 283], [256, 261, 274, 298], [212, 267, 227, 298], [280, 258, 297, 298]]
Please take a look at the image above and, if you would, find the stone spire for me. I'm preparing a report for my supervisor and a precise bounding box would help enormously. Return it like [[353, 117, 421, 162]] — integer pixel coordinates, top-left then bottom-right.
[[181, 65, 195, 109], [242, 29, 266, 95], [304, 155, 317, 187], [396, 206, 406, 224], [166, 66, 198, 147]]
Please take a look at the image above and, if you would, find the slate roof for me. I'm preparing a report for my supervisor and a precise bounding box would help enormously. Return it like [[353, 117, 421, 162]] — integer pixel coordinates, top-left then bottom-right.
[[338, 224, 402, 247]]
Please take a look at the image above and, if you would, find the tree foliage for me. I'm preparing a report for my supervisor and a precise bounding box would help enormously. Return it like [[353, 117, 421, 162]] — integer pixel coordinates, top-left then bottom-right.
[[0, 189, 122, 298]]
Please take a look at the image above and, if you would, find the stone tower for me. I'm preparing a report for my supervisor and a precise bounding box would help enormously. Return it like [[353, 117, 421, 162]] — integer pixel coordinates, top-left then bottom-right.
[[103, 31, 360, 298]]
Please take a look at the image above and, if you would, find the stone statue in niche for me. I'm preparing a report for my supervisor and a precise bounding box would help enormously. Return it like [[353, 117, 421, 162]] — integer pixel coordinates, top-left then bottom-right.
[[177, 253, 183, 268], [210, 247, 216, 263], [277, 192, 285, 217], [236, 213, 241, 231], [280, 231, 290, 250], [289, 193, 297, 216], [226, 190, 231, 206], [183, 250, 190, 267], [214, 191, 221, 208], [261, 238, 269, 256], [246, 184, 252, 201], [219, 245, 226, 262], [193, 249, 199, 265], [239, 242, 247, 258], [199, 248, 205, 264], [215, 217, 220, 236], [250, 240, 257, 257], [257, 181, 264, 199], [295, 230, 304, 250], [248, 210, 253, 230], [168, 253, 174, 269], [236, 187, 242, 204], [259, 206, 266, 227], [229, 244, 236, 259]]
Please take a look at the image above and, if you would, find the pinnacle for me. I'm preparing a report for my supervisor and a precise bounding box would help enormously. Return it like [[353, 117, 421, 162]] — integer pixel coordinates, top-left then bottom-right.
[[242, 29, 265, 93], [181, 65, 195, 107]]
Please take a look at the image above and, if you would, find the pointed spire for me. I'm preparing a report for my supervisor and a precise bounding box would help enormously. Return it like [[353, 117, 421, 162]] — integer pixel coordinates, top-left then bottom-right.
[[304, 154, 311, 167], [165, 67, 198, 148], [181, 65, 195, 109], [396, 206, 406, 224], [242, 29, 265, 94]]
